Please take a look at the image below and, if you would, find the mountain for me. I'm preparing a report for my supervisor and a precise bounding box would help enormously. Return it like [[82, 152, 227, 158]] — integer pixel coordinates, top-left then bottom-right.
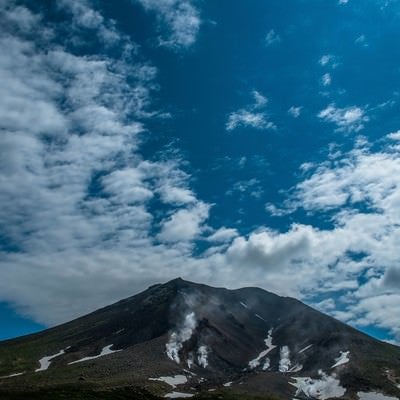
[[0, 278, 399, 400]]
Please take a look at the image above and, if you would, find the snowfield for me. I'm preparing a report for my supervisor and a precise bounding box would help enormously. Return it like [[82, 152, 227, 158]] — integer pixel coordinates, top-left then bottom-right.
[[164, 391, 194, 398], [149, 375, 188, 388], [0, 372, 24, 379], [331, 351, 350, 368], [35, 348, 69, 372], [68, 344, 120, 364]]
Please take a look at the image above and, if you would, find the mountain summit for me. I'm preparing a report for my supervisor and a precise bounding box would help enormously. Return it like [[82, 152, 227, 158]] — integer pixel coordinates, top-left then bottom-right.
[[0, 279, 399, 400]]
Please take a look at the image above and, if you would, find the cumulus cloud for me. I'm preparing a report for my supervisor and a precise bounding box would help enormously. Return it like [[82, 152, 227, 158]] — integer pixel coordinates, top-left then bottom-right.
[[158, 202, 210, 242], [207, 228, 238, 243], [226, 90, 275, 131], [0, 0, 208, 324], [136, 0, 201, 49], [318, 104, 369, 132]]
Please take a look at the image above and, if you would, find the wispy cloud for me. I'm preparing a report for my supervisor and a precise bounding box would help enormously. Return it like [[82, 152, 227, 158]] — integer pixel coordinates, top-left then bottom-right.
[[288, 106, 302, 118], [321, 73, 332, 86], [136, 0, 201, 49], [265, 29, 281, 46], [226, 90, 275, 131], [318, 104, 369, 132], [226, 178, 264, 199]]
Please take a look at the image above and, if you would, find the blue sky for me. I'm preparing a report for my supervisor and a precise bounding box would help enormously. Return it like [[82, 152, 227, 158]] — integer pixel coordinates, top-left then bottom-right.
[[0, 0, 400, 343]]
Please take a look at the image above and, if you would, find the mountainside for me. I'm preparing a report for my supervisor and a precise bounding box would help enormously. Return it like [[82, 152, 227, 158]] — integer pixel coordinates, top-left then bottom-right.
[[0, 278, 399, 400]]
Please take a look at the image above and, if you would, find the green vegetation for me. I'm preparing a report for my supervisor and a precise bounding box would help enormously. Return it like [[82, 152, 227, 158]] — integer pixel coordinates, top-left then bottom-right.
[[0, 386, 280, 400], [0, 386, 159, 400]]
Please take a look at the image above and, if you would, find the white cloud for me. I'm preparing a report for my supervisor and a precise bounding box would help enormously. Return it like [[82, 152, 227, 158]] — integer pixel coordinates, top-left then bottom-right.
[[355, 34, 368, 47], [0, 0, 209, 324], [318, 104, 369, 133], [1, 3, 41, 33], [226, 110, 274, 131], [207, 227, 238, 243], [387, 130, 400, 141], [262, 136, 400, 339], [158, 202, 210, 242], [136, 0, 201, 49], [319, 54, 333, 66], [227, 178, 264, 199], [321, 73, 331, 86], [252, 90, 268, 108], [265, 29, 281, 46], [288, 106, 302, 118], [226, 90, 275, 131]]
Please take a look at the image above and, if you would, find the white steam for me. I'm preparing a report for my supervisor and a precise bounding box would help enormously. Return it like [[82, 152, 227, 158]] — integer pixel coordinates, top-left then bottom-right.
[[166, 312, 197, 364], [279, 345, 291, 372], [197, 345, 209, 368], [187, 352, 194, 369], [291, 370, 346, 399]]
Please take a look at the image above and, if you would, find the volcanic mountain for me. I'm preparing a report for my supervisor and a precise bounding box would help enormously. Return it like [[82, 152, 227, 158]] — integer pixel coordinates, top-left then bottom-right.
[[0, 278, 399, 400]]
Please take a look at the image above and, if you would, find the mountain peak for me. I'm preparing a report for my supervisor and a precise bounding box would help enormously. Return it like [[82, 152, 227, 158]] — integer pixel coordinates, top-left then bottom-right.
[[1, 280, 399, 400]]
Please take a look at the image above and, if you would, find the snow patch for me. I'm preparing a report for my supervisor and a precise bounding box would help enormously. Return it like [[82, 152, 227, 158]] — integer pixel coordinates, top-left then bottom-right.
[[290, 370, 346, 399], [149, 375, 188, 388], [289, 363, 303, 373], [279, 346, 291, 372], [197, 345, 209, 368], [299, 344, 313, 354], [69, 344, 121, 364], [255, 314, 266, 322], [331, 351, 350, 368], [357, 392, 398, 400], [240, 301, 249, 309], [166, 312, 197, 364], [223, 381, 233, 387], [164, 391, 194, 398], [0, 372, 24, 379], [36, 347, 69, 372], [249, 329, 276, 369]]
